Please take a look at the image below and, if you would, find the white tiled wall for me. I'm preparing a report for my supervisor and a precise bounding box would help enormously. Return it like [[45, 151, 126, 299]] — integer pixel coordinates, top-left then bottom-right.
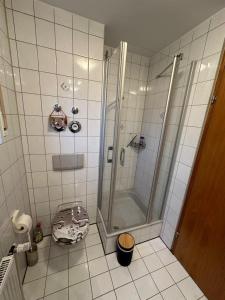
[[6, 0, 105, 234], [0, 0, 30, 278], [159, 7, 225, 248], [116, 50, 149, 191], [134, 53, 172, 211]]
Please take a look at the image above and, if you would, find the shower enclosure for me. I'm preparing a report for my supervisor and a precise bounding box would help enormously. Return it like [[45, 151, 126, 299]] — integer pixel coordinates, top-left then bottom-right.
[[97, 41, 196, 253]]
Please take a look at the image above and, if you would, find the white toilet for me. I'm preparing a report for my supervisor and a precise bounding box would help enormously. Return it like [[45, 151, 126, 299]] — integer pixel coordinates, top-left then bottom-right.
[[52, 202, 89, 245]]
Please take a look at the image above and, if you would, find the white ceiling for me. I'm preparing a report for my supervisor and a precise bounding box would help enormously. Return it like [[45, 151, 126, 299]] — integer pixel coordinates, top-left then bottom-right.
[[43, 0, 225, 56]]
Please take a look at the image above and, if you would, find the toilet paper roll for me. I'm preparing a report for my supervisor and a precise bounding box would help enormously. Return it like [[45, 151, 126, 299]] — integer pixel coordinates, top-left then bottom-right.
[[12, 213, 32, 234]]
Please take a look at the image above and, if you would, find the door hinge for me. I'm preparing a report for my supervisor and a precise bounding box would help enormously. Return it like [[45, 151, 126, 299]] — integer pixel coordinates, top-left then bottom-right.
[[175, 231, 180, 239], [210, 95, 216, 104]]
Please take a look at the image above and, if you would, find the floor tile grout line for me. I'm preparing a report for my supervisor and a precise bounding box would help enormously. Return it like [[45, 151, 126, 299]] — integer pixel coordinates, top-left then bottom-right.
[[40, 259, 191, 291], [132, 248, 193, 295], [43, 287, 69, 300], [176, 277, 204, 300], [158, 282, 187, 299], [26, 239, 177, 282], [43, 225, 50, 297], [24, 259, 190, 291], [23, 236, 206, 299], [154, 248, 177, 267], [85, 245, 94, 299], [39, 279, 204, 300], [104, 249, 117, 297], [126, 262, 142, 300], [139, 250, 162, 296], [25, 251, 180, 285], [175, 281, 189, 300]]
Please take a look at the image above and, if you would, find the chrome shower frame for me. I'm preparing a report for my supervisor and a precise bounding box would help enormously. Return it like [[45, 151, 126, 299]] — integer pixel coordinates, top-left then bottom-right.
[[97, 46, 196, 253], [146, 53, 182, 222], [97, 52, 109, 211], [97, 41, 128, 231], [107, 41, 127, 232]]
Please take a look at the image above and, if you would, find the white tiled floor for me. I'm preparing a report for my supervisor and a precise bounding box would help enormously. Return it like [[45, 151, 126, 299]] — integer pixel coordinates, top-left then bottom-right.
[[23, 225, 207, 300]]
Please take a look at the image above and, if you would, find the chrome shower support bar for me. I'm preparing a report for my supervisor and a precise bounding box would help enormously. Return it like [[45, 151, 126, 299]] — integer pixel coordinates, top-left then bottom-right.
[[155, 53, 183, 79], [155, 62, 173, 78]]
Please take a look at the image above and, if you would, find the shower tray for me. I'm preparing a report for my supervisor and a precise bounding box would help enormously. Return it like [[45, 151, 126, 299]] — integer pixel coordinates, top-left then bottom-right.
[[112, 190, 146, 230]]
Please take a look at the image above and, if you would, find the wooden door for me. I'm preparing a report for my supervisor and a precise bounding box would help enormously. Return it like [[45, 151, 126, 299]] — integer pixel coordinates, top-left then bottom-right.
[[172, 49, 225, 300]]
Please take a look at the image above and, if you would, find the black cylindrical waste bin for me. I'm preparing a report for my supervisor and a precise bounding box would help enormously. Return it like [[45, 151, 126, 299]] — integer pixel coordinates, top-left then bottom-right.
[[116, 233, 135, 266]]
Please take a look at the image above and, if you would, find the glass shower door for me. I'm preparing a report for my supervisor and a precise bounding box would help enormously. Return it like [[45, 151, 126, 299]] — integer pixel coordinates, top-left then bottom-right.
[[110, 46, 150, 231], [98, 42, 127, 230], [98, 45, 197, 236], [149, 60, 197, 221]]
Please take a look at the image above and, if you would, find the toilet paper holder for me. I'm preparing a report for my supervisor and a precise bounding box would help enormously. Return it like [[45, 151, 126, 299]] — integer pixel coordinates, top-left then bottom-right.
[[11, 210, 33, 254], [12, 210, 32, 233]]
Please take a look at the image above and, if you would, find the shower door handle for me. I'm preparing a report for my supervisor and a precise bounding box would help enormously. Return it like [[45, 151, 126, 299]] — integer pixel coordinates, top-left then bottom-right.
[[107, 146, 113, 163], [120, 147, 125, 166]]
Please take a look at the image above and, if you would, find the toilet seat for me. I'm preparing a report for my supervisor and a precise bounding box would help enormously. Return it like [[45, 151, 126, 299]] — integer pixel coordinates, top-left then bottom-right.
[[52, 202, 89, 245]]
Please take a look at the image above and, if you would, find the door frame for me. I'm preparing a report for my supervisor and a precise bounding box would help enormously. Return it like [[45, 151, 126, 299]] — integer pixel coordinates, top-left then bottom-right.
[[172, 41, 225, 251]]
